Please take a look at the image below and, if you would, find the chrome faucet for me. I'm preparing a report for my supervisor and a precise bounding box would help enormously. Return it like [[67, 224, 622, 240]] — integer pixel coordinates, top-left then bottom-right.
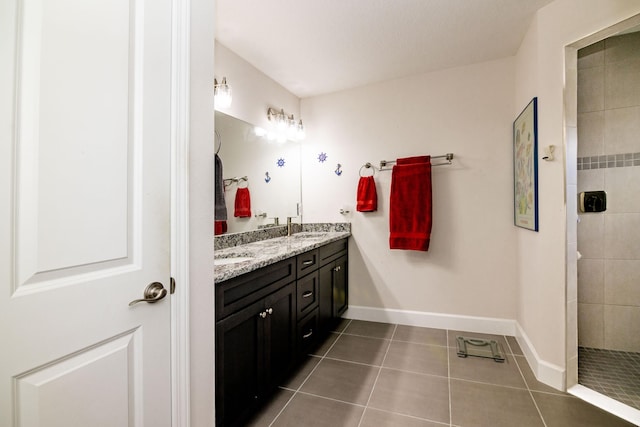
[[270, 217, 279, 226], [287, 217, 293, 236]]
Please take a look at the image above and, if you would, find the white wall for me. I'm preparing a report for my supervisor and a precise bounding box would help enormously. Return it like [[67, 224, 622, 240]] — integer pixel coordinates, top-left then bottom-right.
[[300, 57, 519, 321], [514, 0, 640, 376], [215, 41, 300, 130]]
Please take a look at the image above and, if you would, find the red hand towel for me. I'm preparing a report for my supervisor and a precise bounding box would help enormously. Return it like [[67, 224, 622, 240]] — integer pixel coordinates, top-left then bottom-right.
[[389, 156, 432, 251], [234, 187, 252, 218], [214, 220, 227, 235], [356, 176, 377, 212]]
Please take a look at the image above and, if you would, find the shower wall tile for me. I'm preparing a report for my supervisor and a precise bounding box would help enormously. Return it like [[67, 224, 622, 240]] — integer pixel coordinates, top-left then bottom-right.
[[604, 106, 640, 155], [577, 214, 604, 259], [578, 258, 604, 304], [577, 169, 604, 193], [604, 305, 640, 352], [577, 111, 604, 157], [605, 166, 640, 213], [604, 32, 640, 63], [578, 303, 604, 348], [578, 40, 604, 69], [604, 58, 640, 109], [604, 213, 640, 259], [605, 259, 640, 306], [578, 66, 605, 113], [578, 32, 640, 354]]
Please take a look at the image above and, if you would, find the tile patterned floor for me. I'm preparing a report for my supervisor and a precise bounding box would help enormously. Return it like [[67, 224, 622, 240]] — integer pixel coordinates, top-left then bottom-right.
[[579, 346, 640, 410], [245, 320, 634, 427]]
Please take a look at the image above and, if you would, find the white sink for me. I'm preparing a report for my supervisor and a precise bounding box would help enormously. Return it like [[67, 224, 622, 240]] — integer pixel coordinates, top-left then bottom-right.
[[214, 257, 253, 266]]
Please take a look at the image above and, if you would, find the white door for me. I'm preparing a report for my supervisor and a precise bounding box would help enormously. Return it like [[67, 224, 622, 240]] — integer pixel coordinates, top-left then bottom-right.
[[0, 0, 173, 425]]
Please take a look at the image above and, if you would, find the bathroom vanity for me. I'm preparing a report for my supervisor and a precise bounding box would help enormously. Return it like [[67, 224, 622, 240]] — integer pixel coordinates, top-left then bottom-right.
[[214, 231, 349, 426]]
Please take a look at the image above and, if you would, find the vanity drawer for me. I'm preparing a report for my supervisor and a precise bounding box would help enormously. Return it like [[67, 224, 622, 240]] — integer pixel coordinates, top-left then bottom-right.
[[296, 271, 318, 317], [297, 307, 319, 358], [319, 239, 348, 266], [297, 249, 319, 277], [216, 258, 295, 321]]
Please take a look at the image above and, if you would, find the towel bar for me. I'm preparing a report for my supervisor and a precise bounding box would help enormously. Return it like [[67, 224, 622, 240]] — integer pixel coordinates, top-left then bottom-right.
[[379, 153, 454, 170]]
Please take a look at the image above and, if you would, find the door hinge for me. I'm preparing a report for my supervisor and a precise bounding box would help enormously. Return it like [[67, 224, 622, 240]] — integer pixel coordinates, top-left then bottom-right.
[[170, 277, 176, 294]]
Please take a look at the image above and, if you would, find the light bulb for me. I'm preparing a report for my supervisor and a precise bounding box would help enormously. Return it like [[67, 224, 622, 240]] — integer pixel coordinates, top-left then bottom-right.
[[214, 77, 232, 109], [254, 127, 266, 137], [296, 120, 306, 140], [287, 115, 297, 140], [275, 109, 287, 131]]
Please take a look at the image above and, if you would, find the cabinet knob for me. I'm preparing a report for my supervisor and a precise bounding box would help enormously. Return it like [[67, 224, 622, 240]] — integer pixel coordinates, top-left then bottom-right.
[[266, 307, 273, 315], [334, 266, 341, 272], [259, 311, 267, 318]]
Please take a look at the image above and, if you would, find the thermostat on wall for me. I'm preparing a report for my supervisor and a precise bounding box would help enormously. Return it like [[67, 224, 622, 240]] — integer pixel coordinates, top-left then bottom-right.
[[579, 191, 606, 213]]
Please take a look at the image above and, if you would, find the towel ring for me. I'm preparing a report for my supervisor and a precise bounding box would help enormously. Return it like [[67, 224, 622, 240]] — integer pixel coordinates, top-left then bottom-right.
[[215, 130, 222, 154], [237, 177, 249, 189], [359, 162, 375, 177]]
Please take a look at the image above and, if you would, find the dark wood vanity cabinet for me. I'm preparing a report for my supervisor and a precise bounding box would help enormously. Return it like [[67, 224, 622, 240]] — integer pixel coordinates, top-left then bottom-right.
[[318, 239, 349, 333], [215, 238, 348, 426], [215, 260, 296, 427]]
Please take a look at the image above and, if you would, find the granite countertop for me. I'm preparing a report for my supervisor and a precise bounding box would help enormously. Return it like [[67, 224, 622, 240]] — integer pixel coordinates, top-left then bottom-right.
[[214, 231, 350, 283]]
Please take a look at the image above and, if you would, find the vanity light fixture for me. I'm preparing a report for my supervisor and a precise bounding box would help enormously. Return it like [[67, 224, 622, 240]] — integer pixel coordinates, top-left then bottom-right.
[[265, 107, 306, 142], [214, 77, 232, 109]]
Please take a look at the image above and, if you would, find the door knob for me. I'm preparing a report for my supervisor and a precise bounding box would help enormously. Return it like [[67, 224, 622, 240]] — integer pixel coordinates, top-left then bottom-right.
[[129, 282, 168, 306]]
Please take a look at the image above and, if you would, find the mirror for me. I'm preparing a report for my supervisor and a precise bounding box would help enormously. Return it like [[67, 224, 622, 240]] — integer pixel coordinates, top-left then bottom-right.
[[215, 111, 302, 234]]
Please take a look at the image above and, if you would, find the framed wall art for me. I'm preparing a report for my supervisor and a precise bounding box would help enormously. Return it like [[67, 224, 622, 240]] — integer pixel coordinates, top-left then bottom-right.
[[513, 97, 538, 231]]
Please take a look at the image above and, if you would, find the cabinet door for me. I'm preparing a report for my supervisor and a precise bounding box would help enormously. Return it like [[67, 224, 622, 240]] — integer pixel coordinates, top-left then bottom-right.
[[264, 282, 296, 390], [333, 256, 348, 317], [318, 262, 334, 334], [216, 299, 265, 427]]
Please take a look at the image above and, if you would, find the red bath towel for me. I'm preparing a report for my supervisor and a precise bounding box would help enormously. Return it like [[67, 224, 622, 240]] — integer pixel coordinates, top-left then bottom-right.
[[389, 156, 432, 251], [356, 176, 377, 212], [234, 187, 251, 218]]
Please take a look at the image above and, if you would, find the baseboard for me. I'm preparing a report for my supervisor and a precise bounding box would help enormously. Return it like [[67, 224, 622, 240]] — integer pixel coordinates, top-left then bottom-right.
[[515, 323, 565, 391], [344, 305, 565, 392], [344, 305, 517, 336]]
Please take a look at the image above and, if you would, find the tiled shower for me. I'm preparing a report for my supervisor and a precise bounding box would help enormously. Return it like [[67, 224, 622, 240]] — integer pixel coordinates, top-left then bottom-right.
[[577, 31, 640, 410]]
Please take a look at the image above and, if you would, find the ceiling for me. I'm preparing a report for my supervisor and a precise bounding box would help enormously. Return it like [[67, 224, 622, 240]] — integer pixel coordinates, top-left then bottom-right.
[[216, 0, 555, 98]]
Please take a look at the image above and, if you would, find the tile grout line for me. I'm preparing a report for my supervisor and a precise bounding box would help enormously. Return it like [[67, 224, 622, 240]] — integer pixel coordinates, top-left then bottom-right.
[[506, 334, 549, 427], [355, 323, 398, 427], [268, 319, 353, 427]]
